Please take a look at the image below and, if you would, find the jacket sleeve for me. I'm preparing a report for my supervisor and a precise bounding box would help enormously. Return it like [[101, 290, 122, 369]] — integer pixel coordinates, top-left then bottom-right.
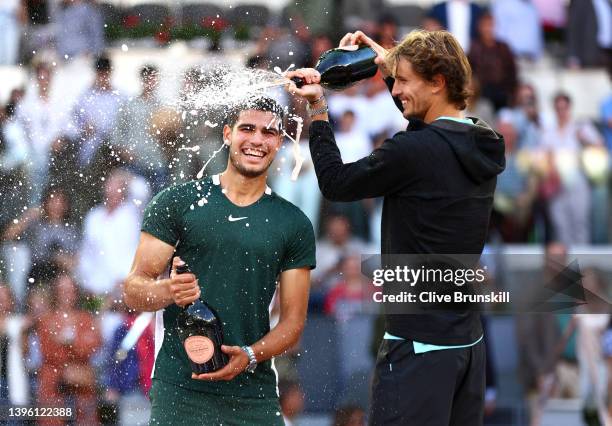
[[309, 120, 418, 201]]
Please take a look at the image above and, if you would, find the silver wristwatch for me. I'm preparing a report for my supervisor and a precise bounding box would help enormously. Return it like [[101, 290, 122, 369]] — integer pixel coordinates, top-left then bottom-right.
[[306, 99, 328, 117], [241, 345, 257, 373]]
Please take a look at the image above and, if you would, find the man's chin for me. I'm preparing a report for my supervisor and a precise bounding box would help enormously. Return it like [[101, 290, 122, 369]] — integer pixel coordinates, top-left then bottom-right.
[[234, 163, 268, 178]]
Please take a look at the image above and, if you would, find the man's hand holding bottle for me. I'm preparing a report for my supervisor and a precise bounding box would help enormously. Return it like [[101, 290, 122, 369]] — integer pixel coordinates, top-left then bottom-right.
[[168, 256, 200, 307]]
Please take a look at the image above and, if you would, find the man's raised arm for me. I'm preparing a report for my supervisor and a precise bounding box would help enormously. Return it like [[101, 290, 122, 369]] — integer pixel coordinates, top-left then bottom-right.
[[123, 232, 200, 311]]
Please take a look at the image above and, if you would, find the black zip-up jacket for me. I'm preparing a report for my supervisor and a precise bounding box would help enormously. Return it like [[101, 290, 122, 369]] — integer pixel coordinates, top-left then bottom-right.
[[309, 93, 505, 345]]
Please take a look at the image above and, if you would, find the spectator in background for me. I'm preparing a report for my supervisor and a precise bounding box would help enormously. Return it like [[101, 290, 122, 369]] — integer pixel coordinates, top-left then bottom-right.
[[309, 33, 333, 67], [465, 77, 495, 126], [69, 55, 124, 216], [0, 0, 26, 65], [71, 55, 123, 168], [364, 72, 408, 139], [279, 380, 305, 426], [491, 118, 537, 242], [112, 65, 168, 194], [375, 13, 399, 50], [55, 0, 104, 60], [2, 188, 79, 294], [0, 284, 30, 407], [311, 214, 367, 305], [498, 83, 542, 150], [532, 0, 566, 42], [334, 110, 372, 164], [17, 62, 72, 204], [492, 0, 544, 60], [103, 301, 154, 417], [516, 242, 567, 426], [77, 168, 141, 296], [36, 274, 101, 425], [427, 0, 483, 52], [324, 255, 372, 322], [540, 92, 603, 246], [567, 0, 612, 69], [468, 11, 518, 111], [0, 92, 29, 228], [0, 92, 32, 307]]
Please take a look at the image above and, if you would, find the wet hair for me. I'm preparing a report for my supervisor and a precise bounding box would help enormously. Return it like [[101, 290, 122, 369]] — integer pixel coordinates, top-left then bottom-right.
[[225, 96, 285, 130], [140, 64, 158, 79], [95, 55, 112, 72], [385, 30, 472, 110]]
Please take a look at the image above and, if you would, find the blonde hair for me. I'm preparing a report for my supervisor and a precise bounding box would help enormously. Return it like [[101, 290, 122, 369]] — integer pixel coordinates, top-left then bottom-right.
[[386, 30, 472, 110]]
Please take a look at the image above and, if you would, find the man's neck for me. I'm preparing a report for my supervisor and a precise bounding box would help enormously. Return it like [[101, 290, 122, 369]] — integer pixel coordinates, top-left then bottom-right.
[[219, 168, 268, 206], [423, 103, 463, 124]]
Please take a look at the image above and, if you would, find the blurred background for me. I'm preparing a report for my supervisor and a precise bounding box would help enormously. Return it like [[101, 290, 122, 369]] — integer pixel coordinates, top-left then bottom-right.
[[0, 0, 611, 425]]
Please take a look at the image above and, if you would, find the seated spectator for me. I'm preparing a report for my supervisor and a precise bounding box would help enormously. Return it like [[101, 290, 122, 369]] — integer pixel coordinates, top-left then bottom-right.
[[498, 83, 542, 150], [567, 0, 612, 69], [2, 188, 79, 285], [311, 215, 367, 309], [17, 62, 74, 204], [324, 255, 373, 322], [309, 33, 333, 67], [68, 55, 125, 217], [36, 274, 101, 425], [69, 55, 123, 169], [0, 0, 26, 65], [492, 0, 544, 60], [111, 65, 168, 194], [427, 0, 483, 51], [465, 77, 495, 126], [0, 284, 30, 406], [540, 92, 604, 246], [532, 0, 566, 42], [334, 110, 372, 163], [279, 379, 305, 426], [491, 119, 537, 242], [77, 168, 141, 297], [515, 242, 567, 426], [468, 11, 518, 110], [103, 305, 154, 418], [55, 0, 104, 60]]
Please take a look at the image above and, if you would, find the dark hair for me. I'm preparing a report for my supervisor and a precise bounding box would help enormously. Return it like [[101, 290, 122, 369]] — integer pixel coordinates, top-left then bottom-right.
[[225, 96, 285, 130], [140, 64, 158, 79], [386, 30, 472, 110], [553, 91, 571, 105], [95, 55, 112, 72]]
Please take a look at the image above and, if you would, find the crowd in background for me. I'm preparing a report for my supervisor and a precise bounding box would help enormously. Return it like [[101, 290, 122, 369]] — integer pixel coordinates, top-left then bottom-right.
[[1, 0, 612, 425]]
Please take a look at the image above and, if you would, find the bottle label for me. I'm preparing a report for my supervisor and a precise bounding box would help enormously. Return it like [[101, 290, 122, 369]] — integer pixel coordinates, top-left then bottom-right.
[[184, 336, 215, 364]]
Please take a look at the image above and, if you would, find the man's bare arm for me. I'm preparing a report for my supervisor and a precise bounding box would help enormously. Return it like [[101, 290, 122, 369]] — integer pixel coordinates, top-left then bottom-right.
[[250, 267, 311, 361], [123, 232, 200, 311]]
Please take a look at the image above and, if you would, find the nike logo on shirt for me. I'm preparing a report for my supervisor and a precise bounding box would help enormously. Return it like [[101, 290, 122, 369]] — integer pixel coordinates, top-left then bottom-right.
[[228, 215, 248, 222]]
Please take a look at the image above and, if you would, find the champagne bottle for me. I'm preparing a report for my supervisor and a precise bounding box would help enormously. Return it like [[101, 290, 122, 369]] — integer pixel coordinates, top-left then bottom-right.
[[175, 263, 228, 374], [291, 45, 378, 90]]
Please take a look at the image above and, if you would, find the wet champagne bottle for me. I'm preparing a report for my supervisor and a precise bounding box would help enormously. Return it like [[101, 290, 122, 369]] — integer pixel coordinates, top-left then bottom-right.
[[175, 263, 228, 374], [291, 45, 378, 90]]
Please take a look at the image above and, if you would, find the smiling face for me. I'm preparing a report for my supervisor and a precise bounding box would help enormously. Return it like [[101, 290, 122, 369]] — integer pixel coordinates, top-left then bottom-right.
[[223, 109, 283, 178], [391, 57, 438, 120]]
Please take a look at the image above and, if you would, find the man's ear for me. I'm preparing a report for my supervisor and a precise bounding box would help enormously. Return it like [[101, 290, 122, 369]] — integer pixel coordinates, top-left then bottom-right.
[[222, 124, 232, 146], [431, 74, 446, 95]]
